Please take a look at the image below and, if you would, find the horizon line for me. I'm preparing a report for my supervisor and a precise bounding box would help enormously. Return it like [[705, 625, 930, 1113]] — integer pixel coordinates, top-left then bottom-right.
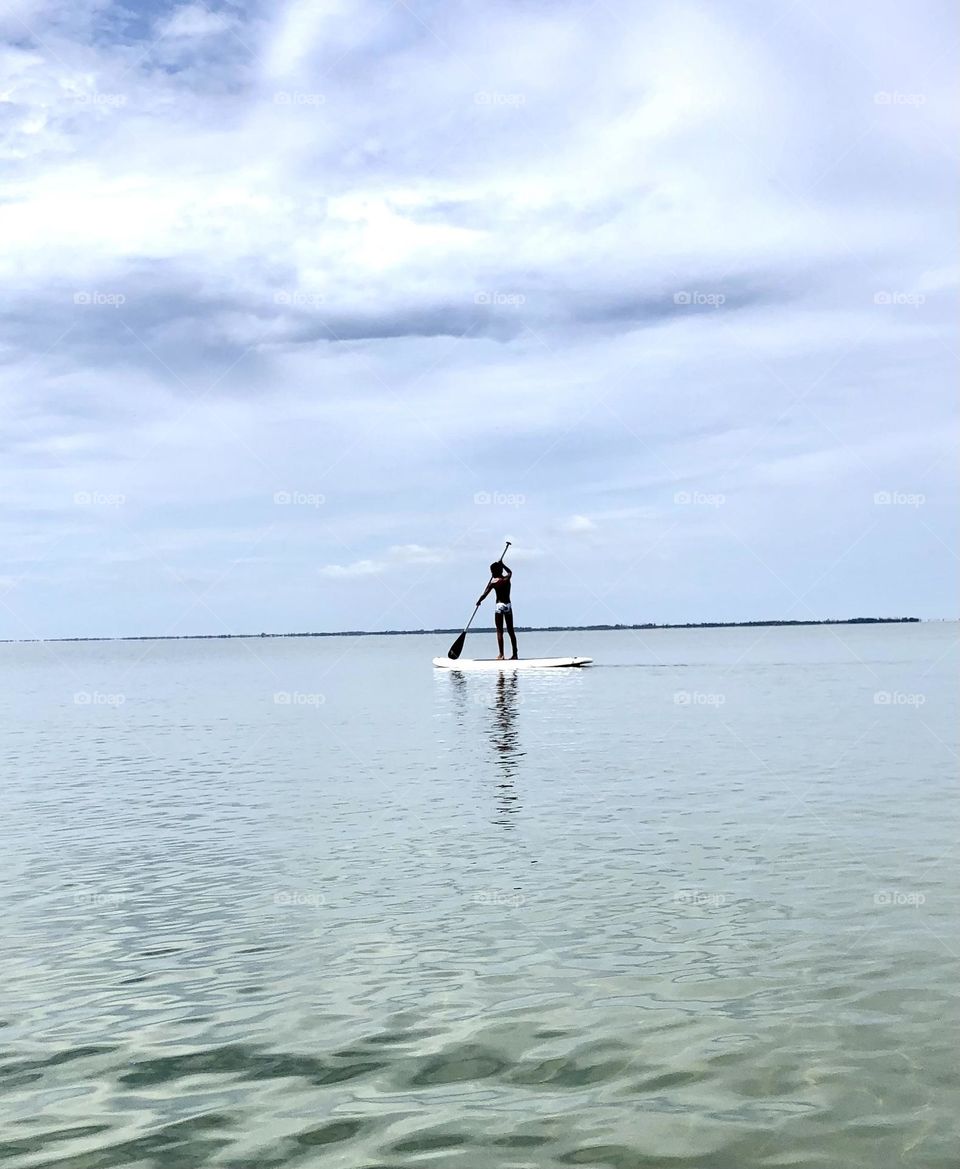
[[0, 616, 930, 645]]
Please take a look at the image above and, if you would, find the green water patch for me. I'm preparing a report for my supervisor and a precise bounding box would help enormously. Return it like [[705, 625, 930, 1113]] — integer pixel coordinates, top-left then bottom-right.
[[0, 1124, 111, 1159], [389, 1129, 471, 1153], [291, 1119, 365, 1148], [16, 1113, 234, 1169], [0, 1045, 116, 1077], [629, 1069, 704, 1092], [558, 1146, 706, 1168], [507, 1041, 633, 1088], [403, 1043, 509, 1087], [118, 1043, 385, 1088]]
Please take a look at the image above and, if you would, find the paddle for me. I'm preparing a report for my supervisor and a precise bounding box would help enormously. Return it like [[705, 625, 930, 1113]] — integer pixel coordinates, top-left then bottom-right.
[[446, 541, 511, 660]]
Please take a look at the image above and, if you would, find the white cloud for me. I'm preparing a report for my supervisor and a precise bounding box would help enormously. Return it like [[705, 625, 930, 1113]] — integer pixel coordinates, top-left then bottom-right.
[[561, 515, 596, 534], [317, 544, 448, 578], [386, 543, 447, 564], [158, 5, 233, 40], [0, 0, 955, 636], [318, 559, 384, 579]]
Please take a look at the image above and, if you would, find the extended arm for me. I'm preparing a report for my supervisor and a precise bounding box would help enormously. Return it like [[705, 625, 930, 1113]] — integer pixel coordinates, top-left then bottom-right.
[[477, 581, 494, 605]]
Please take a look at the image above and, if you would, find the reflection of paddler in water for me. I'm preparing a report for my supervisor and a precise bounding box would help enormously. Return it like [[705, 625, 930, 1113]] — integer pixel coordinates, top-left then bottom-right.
[[490, 672, 524, 821]]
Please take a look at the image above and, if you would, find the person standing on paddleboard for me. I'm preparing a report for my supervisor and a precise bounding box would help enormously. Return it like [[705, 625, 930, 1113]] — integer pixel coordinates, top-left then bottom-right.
[[477, 558, 519, 660]]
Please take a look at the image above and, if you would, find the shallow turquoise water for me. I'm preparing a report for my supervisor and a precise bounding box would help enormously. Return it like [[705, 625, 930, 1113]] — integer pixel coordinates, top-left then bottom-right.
[[0, 624, 957, 1168]]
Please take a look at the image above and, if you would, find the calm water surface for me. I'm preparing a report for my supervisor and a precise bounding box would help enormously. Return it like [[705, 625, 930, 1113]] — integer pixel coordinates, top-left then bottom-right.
[[1, 624, 957, 1168]]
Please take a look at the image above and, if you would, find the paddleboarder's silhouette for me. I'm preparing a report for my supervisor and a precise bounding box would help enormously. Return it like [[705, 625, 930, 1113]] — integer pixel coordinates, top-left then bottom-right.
[[477, 557, 519, 660]]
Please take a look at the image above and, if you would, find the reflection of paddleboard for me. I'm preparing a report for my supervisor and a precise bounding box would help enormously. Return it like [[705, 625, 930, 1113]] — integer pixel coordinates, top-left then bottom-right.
[[433, 656, 592, 670]]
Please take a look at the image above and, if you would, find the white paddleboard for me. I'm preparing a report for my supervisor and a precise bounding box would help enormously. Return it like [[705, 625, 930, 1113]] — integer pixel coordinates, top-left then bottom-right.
[[433, 656, 592, 670]]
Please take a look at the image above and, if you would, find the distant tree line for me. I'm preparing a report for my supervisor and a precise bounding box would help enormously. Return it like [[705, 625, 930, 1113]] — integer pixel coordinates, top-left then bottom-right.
[[3, 616, 922, 644]]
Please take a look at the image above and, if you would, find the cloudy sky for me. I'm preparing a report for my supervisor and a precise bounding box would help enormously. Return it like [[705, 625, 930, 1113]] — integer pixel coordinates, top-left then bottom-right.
[[1, 0, 956, 638]]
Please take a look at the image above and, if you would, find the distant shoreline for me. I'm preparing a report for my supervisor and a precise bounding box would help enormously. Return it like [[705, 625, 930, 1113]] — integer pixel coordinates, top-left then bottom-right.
[[0, 617, 923, 644]]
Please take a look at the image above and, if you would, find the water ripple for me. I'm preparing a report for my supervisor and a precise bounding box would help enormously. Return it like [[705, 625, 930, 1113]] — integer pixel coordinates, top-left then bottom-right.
[[0, 628, 956, 1169]]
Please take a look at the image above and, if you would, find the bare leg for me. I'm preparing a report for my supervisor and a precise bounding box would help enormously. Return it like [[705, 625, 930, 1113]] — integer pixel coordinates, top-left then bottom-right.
[[495, 611, 505, 659], [506, 611, 518, 659]]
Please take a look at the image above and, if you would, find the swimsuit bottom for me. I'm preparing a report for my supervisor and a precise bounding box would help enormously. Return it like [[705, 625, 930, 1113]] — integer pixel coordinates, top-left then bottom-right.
[[495, 601, 512, 615]]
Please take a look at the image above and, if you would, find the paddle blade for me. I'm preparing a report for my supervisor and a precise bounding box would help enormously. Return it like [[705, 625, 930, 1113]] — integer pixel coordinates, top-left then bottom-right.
[[446, 630, 467, 660]]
